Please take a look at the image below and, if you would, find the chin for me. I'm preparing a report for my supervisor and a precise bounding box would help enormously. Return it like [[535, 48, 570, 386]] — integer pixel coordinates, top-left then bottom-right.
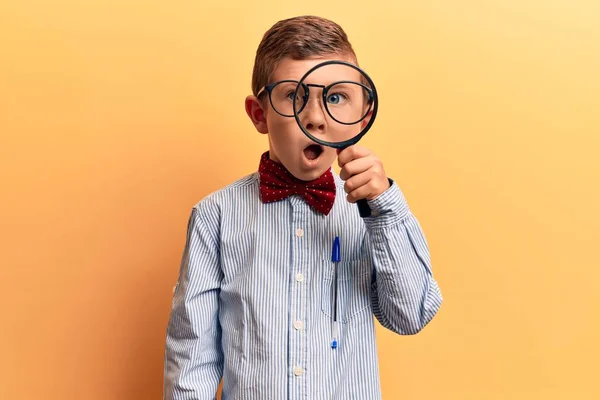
[[296, 169, 325, 181], [296, 162, 333, 181]]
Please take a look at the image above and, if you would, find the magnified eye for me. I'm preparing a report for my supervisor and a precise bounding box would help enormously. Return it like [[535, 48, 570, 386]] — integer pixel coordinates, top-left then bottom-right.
[[327, 93, 347, 104]]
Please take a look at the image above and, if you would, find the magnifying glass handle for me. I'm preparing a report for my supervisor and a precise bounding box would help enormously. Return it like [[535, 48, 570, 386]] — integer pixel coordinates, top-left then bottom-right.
[[357, 199, 371, 217]]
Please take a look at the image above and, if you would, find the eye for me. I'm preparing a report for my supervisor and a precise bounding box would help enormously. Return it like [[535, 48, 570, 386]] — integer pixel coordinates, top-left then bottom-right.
[[286, 91, 304, 102], [327, 93, 347, 105]]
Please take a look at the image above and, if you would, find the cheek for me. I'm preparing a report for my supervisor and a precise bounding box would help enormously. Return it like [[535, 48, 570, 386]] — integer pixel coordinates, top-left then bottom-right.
[[266, 112, 289, 131], [268, 118, 304, 143]]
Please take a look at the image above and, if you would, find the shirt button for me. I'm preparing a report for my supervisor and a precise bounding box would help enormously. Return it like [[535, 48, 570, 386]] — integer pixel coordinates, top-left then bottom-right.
[[295, 228, 304, 237], [293, 320, 304, 330], [295, 273, 304, 282], [293, 366, 304, 376]]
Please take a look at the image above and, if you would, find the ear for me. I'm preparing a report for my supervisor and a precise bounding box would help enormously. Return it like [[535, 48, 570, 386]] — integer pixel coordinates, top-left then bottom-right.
[[245, 95, 269, 134]]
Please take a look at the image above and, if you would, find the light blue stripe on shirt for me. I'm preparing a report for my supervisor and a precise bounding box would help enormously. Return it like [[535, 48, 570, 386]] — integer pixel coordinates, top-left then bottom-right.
[[164, 169, 443, 399]]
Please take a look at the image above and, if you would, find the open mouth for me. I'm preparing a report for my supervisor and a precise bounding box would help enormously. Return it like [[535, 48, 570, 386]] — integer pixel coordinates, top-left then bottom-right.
[[303, 144, 324, 161]]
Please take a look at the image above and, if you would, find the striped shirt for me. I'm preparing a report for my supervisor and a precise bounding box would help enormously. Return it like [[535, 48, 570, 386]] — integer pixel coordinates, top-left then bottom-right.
[[163, 168, 443, 400]]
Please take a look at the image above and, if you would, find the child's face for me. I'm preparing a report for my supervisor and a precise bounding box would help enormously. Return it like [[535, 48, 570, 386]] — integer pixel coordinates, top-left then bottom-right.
[[246, 54, 360, 181]]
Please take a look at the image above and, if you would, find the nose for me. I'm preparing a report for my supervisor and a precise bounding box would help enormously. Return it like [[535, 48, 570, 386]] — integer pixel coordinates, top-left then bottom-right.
[[301, 96, 327, 134]]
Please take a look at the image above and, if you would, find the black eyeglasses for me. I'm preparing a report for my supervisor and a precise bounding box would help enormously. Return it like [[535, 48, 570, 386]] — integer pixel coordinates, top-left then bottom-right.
[[256, 79, 374, 125]]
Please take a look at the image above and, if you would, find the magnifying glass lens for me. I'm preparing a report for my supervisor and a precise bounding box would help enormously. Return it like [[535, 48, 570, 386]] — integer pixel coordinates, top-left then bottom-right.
[[292, 61, 377, 149]]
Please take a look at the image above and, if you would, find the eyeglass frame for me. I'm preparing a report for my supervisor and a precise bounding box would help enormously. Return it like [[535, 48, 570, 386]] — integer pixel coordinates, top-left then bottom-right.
[[256, 79, 374, 126]]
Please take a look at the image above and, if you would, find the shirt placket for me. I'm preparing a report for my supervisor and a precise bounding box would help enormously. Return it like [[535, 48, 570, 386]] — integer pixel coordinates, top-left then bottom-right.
[[289, 196, 308, 399]]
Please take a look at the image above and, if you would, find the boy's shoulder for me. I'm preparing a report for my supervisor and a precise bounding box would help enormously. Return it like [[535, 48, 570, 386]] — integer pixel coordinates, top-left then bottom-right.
[[191, 171, 259, 212]]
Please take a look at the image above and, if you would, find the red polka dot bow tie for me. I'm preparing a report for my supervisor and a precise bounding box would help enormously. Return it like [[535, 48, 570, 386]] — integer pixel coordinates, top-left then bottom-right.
[[258, 151, 336, 215]]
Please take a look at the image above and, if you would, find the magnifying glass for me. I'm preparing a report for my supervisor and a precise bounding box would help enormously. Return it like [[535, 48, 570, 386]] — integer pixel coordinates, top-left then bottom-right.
[[292, 60, 379, 217]]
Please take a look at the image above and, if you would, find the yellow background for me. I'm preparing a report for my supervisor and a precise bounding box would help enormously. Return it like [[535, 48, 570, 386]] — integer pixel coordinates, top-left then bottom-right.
[[1, 0, 599, 399]]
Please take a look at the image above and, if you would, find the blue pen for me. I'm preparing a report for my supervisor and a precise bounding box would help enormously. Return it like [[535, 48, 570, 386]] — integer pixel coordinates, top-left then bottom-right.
[[331, 236, 340, 349]]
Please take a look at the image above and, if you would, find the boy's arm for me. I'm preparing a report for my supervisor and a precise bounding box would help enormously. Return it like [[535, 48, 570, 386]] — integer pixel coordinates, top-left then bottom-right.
[[164, 204, 223, 400], [364, 180, 443, 335]]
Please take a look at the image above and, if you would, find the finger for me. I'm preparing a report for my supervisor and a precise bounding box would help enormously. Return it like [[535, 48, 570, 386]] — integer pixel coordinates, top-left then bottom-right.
[[338, 145, 370, 167], [346, 182, 376, 203], [343, 169, 372, 194], [339, 156, 374, 181], [346, 164, 390, 202], [343, 155, 385, 182], [337, 145, 371, 168]]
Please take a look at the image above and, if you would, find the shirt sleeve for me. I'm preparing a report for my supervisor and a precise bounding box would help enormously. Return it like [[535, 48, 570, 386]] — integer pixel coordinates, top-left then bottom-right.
[[363, 179, 443, 335], [164, 204, 223, 400]]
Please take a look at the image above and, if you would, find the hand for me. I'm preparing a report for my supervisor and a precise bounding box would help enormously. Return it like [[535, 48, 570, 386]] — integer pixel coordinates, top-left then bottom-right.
[[337, 145, 390, 203]]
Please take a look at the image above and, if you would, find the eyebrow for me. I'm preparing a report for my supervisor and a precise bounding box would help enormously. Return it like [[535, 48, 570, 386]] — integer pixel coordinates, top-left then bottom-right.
[[328, 82, 355, 89]]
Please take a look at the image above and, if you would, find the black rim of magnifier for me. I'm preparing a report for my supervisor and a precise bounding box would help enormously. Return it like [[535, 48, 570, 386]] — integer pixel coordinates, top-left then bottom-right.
[[292, 60, 379, 149]]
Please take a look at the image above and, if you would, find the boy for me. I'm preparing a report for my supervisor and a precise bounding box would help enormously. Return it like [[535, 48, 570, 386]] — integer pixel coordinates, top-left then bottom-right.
[[164, 15, 442, 400]]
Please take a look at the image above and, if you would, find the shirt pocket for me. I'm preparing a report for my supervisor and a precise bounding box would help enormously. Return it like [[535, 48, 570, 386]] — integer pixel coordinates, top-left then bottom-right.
[[320, 258, 372, 324]]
